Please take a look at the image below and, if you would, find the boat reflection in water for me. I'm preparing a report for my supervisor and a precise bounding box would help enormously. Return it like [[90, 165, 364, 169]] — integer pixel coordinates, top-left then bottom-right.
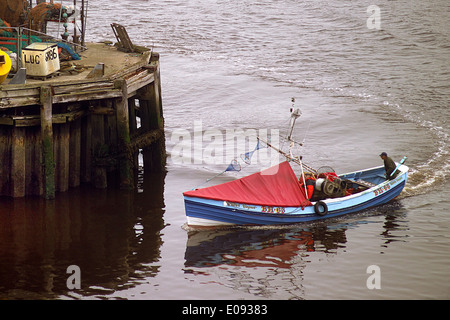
[[184, 224, 348, 298], [185, 225, 347, 269], [183, 202, 406, 299]]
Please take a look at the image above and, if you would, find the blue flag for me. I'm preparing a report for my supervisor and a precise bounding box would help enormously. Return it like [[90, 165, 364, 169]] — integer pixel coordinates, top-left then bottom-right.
[[240, 140, 265, 164], [225, 159, 241, 172]]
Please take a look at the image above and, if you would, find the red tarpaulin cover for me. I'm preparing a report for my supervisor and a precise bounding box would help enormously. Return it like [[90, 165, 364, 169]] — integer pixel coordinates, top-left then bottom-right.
[[183, 161, 311, 207]]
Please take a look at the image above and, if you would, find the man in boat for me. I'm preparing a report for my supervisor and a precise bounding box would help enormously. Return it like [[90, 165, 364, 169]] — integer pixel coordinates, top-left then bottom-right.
[[380, 152, 399, 180]]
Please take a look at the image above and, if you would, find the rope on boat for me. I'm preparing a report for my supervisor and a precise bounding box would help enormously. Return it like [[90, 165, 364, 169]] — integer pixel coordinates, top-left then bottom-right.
[[192, 107, 318, 190], [257, 136, 318, 175]]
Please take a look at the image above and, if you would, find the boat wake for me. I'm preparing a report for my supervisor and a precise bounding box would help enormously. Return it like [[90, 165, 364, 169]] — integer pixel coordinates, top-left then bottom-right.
[[385, 102, 449, 199], [402, 157, 449, 198]]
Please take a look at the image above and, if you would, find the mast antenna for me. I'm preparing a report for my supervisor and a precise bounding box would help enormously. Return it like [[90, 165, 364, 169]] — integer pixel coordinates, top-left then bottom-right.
[[287, 98, 301, 144]]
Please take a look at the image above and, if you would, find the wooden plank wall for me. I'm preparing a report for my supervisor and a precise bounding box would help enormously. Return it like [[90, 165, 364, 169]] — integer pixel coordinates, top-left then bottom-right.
[[0, 99, 166, 197], [0, 52, 166, 198]]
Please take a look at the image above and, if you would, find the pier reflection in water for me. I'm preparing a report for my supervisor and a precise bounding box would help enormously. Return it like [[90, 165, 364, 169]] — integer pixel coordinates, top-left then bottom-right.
[[0, 170, 166, 299]]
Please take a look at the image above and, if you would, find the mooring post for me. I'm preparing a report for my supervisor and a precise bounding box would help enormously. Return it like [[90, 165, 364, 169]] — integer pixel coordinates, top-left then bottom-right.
[[11, 127, 26, 197], [80, 113, 92, 184], [127, 98, 139, 183], [128, 98, 137, 135], [115, 79, 134, 189], [40, 86, 55, 200], [69, 119, 81, 188], [148, 52, 164, 130], [138, 53, 166, 173], [54, 124, 70, 193], [91, 110, 107, 189]]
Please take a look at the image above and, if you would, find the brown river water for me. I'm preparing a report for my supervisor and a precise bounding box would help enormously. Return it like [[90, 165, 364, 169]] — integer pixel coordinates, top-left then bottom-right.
[[0, 0, 449, 300]]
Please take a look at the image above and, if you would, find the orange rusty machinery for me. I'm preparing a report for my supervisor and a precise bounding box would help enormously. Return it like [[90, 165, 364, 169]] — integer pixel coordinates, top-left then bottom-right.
[[0, 0, 88, 46]]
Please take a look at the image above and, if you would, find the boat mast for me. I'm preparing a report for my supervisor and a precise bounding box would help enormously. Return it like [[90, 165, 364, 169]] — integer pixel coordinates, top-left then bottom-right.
[[287, 98, 301, 146], [259, 101, 317, 197]]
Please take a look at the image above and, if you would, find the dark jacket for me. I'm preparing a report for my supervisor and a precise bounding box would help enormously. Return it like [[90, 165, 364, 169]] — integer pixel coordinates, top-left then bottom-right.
[[384, 156, 398, 180]]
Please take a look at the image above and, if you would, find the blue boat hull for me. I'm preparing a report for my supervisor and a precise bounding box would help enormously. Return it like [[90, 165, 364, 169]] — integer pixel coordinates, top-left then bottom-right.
[[184, 164, 408, 227]]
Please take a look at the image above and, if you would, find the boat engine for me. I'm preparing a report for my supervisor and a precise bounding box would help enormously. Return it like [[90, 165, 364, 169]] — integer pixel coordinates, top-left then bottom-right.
[[321, 177, 347, 198], [312, 168, 349, 200]]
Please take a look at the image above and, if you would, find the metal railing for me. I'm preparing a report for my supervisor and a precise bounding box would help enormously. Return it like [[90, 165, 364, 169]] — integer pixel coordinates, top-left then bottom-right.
[[0, 26, 87, 74]]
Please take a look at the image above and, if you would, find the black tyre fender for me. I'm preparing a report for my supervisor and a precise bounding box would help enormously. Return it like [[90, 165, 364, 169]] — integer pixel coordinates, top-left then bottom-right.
[[314, 201, 328, 216]]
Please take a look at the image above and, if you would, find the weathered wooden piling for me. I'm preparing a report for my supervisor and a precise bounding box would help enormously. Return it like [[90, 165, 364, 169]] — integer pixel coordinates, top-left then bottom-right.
[[0, 43, 166, 199], [40, 86, 55, 199]]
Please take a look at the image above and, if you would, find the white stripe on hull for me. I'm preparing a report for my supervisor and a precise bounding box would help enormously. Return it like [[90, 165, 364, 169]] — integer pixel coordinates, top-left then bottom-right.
[[186, 216, 236, 227]]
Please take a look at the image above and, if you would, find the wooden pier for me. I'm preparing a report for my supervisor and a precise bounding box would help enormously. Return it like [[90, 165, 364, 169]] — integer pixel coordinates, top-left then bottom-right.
[[0, 42, 166, 199]]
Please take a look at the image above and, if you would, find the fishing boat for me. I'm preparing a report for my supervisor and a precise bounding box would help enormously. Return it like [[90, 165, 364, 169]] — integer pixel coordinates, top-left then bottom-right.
[[183, 107, 408, 227]]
